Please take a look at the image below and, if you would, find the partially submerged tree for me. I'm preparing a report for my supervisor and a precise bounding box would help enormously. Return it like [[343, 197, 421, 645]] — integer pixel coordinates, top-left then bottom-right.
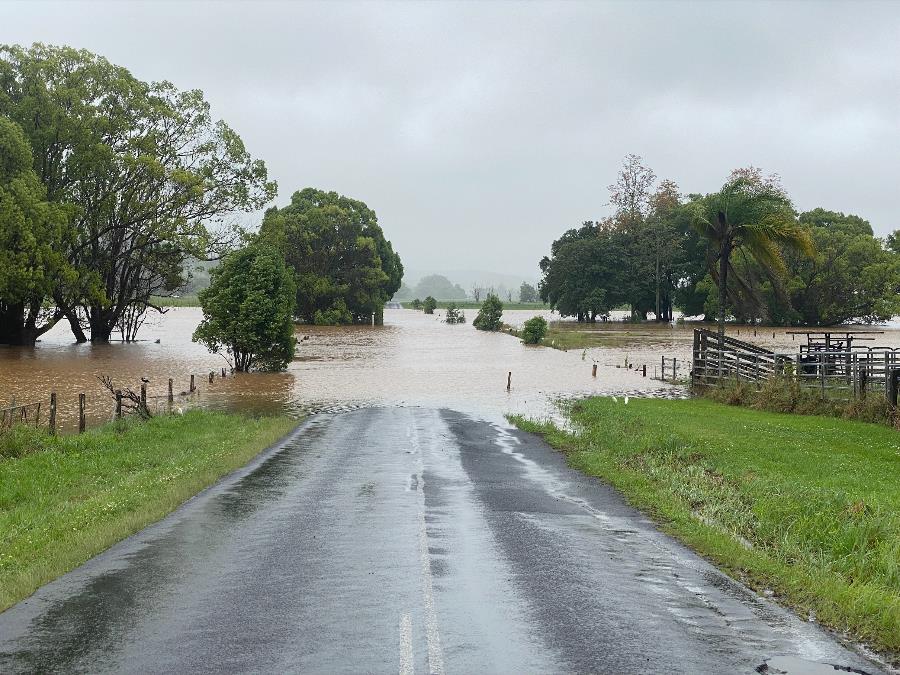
[[422, 296, 437, 314], [690, 169, 814, 335], [0, 44, 276, 343], [193, 243, 296, 372], [260, 188, 402, 325], [473, 294, 504, 331], [0, 116, 80, 345], [445, 303, 465, 324]]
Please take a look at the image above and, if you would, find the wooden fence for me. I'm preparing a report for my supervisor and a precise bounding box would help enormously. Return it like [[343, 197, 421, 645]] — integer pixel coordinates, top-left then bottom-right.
[[691, 328, 900, 402], [0, 368, 235, 436]]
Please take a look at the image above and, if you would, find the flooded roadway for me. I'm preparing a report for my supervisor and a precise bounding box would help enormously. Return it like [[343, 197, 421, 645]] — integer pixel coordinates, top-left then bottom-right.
[[0, 408, 881, 674], [0, 308, 679, 431]]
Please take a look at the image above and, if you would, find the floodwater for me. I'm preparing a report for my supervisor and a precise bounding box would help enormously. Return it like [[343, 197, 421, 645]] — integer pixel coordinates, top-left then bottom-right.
[[0, 308, 678, 432], [6, 306, 898, 432]]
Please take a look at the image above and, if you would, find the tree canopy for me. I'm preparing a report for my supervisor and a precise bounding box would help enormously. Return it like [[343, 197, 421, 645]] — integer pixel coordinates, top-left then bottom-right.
[[260, 188, 403, 325], [412, 274, 467, 300], [193, 242, 296, 372], [0, 43, 275, 343], [539, 156, 898, 327], [473, 294, 504, 331]]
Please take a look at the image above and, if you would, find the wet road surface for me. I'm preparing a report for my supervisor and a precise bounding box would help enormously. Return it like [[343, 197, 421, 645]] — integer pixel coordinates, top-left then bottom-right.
[[0, 407, 883, 674]]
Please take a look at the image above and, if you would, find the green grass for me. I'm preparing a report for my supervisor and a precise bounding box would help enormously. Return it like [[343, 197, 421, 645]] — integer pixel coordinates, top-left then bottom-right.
[[0, 410, 297, 610], [151, 294, 200, 307], [510, 398, 900, 660]]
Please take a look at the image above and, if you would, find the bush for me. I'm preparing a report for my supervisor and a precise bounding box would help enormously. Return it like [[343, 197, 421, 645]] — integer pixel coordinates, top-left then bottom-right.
[[411, 298, 422, 310], [520, 316, 547, 344], [314, 299, 353, 326], [193, 242, 297, 372], [445, 303, 466, 324], [423, 296, 437, 314], [473, 293, 503, 331]]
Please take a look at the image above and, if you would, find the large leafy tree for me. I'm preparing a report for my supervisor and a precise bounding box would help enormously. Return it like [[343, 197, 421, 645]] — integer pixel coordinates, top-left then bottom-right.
[[0, 116, 79, 345], [260, 188, 403, 325], [690, 169, 814, 335], [0, 44, 276, 343], [784, 209, 900, 325], [193, 242, 296, 372]]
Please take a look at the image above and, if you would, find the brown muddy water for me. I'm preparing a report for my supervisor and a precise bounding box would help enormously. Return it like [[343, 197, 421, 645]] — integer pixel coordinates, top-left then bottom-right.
[[5, 306, 897, 432], [0, 308, 685, 432]]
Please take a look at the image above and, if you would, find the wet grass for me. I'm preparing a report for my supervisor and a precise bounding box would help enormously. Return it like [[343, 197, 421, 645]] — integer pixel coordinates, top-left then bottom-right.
[[0, 410, 297, 611], [510, 398, 900, 661]]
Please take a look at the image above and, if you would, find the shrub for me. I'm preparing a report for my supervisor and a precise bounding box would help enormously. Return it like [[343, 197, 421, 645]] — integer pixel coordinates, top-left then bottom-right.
[[423, 296, 437, 314], [193, 242, 297, 372], [313, 299, 353, 326], [411, 298, 422, 310], [520, 316, 547, 344], [473, 293, 503, 331], [445, 303, 466, 324]]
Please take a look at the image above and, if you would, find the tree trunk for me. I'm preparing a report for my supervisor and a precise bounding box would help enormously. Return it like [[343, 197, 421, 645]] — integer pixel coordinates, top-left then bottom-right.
[[0, 302, 42, 346], [718, 239, 731, 337], [63, 308, 88, 343]]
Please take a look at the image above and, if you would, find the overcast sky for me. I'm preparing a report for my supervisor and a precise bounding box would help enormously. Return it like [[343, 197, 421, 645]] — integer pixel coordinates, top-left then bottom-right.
[[2, 0, 899, 281]]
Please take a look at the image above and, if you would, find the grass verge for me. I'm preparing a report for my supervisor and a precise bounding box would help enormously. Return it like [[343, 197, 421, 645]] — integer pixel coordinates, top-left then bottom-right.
[[150, 294, 200, 307], [0, 410, 297, 611], [510, 397, 900, 662]]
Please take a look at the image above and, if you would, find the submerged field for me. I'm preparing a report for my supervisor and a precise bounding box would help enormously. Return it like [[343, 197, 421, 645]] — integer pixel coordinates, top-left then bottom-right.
[[0, 411, 297, 610], [512, 397, 900, 659]]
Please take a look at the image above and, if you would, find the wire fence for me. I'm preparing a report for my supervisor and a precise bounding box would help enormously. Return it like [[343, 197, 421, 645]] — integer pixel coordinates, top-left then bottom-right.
[[0, 367, 236, 436]]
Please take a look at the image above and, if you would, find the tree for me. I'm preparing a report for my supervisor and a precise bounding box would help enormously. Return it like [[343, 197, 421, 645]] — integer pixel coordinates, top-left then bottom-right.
[[0, 44, 277, 343], [411, 298, 422, 310], [473, 294, 503, 331], [0, 116, 79, 345], [423, 296, 437, 314], [520, 316, 547, 344], [413, 274, 466, 300], [193, 242, 296, 372], [518, 282, 538, 303], [783, 209, 900, 325], [471, 285, 482, 302], [690, 169, 814, 335], [445, 303, 466, 324], [260, 188, 402, 325]]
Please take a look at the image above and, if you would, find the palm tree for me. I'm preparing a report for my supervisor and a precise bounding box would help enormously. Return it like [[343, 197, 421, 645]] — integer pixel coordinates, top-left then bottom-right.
[[690, 170, 814, 335]]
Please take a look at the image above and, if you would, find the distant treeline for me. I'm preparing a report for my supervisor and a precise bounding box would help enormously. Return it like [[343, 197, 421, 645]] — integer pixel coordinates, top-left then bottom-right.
[[539, 155, 900, 327], [395, 274, 541, 304]]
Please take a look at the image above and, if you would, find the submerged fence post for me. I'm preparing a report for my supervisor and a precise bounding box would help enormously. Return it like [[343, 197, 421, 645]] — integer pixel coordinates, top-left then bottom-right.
[[115, 390, 123, 419], [642, 364, 647, 378], [79, 393, 86, 433], [672, 357, 677, 382], [209, 371, 214, 384], [140, 383, 147, 411], [507, 371, 511, 391], [168, 378, 174, 404], [592, 364, 597, 378], [190, 374, 195, 393], [49, 392, 57, 435]]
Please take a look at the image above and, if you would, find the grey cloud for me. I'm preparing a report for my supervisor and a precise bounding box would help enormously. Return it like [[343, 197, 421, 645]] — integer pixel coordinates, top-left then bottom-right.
[[2, 0, 898, 280]]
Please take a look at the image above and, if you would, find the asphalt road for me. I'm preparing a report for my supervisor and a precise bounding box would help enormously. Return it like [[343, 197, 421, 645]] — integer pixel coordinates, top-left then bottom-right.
[[0, 407, 883, 674]]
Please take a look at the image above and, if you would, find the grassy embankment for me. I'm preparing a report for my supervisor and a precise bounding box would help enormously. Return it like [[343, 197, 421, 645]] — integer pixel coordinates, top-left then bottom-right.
[[0, 410, 297, 611], [511, 397, 900, 659], [151, 295, 201, 307]]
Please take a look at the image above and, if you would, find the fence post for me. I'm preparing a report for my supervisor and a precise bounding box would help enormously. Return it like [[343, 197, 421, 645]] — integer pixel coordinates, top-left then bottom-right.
[[140, 384, 147, 413], [507, 371, 511, 391], [79, 393, 86, 433], [116, 390, 123, 419], [221, 367, 226, 378], [859, 367, 867, 400], [661, 355, 665, 381], [209, 371, 214, 384], [642, 364, 647, 378], [168, 378, 174, 404], [49, 392, 57, 435], [886, 368, 900, 407], [592, 364, 597, 378], [672, 357, 677, 382], [190, 374, 195, 393]]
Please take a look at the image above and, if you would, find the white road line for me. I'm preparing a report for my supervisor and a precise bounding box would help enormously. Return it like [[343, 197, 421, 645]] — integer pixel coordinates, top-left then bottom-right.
[[418, 483, 445, 675], [399, 613, 414, 675]]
